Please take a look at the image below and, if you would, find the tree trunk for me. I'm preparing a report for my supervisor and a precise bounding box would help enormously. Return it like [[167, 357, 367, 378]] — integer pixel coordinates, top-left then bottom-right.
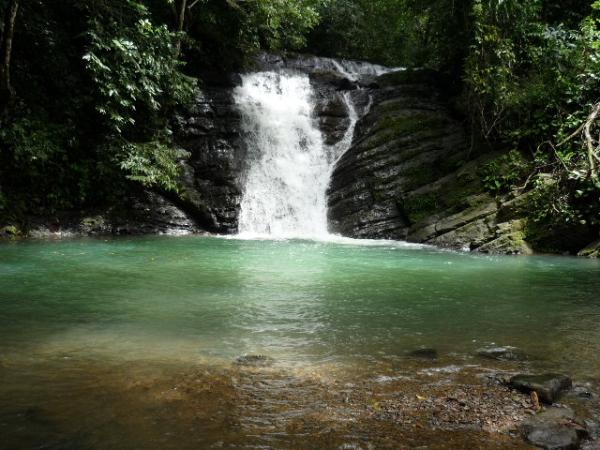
[[0, 0, 19, 113], [174, 0, 187, 56], [584, 102, 600, 179]]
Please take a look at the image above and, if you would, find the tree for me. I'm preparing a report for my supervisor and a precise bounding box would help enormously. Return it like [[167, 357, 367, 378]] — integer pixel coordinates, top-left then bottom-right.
[[0, 0, 19, 114], [167, 0, 204, 55]]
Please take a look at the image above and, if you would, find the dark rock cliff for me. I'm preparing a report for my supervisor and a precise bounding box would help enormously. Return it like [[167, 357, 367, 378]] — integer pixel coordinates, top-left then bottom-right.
[[174, 83, 245, 234], [327, 70, 543, 254]]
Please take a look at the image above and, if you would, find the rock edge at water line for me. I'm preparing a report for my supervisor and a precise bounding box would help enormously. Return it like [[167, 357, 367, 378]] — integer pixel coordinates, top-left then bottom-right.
[[477, 346, 526, 362]]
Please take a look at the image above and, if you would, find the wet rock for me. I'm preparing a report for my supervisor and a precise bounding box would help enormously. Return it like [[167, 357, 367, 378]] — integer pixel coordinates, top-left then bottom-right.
[[24, 191, 202, 238], [324, 68, 556, 254], [509, 374, 572, 404], [326, 69, 514, 250], [174, 87, 244, 233], [578, 239, 600, 258], [477, 346, 525, 361], [309, 70, 356, 90], [408, 348, 438, 359], [235, 355, 274, 368], [521, 407, 588, 450], [0, 225, 19, 239], [476, 227, 534, 255], [568, 384, 597, 401]]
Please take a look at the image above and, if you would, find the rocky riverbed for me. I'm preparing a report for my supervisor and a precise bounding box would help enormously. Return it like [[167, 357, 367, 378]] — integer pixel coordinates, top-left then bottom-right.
[[2, 351, 599, 450]]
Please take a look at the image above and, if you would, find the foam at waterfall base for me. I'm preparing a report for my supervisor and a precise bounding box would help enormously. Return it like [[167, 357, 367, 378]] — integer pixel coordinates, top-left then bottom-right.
[[225, 231, 429, 249]]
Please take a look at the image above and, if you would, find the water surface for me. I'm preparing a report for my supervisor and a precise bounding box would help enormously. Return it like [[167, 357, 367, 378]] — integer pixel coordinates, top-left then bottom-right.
[[1, 236, 599, 448]]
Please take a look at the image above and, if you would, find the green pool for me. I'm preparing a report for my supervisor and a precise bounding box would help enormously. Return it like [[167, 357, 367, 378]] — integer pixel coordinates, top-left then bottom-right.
[[1, 236, 599, 449]]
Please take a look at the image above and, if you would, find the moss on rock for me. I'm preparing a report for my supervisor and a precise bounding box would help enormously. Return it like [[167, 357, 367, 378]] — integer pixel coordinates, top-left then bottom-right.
[[0, 225, 20, 239]]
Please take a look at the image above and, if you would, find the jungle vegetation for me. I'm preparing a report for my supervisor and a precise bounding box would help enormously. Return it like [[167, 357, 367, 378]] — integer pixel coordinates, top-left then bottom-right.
[[0, 0, 598, 236]]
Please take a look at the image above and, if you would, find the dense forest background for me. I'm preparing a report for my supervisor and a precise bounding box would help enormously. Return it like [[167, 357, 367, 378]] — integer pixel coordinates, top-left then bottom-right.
[[0, 0, 598, 237]]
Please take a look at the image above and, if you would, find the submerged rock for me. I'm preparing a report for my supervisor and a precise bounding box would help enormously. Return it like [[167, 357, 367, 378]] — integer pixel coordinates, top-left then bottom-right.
[[477, 346, 525, 361], [235, 355, 274, 368], [408, 348, 438, 359], [509, 374, 572, 404]]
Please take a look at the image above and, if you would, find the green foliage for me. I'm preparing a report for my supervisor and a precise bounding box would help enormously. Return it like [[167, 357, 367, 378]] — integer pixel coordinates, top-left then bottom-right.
[[0, 116, 66, 165], [82, 3, 196, 194], [462, 0, 600, 244], [0, 115, 82, 213], [479, 151, 530, 194], [117, 141, 189, 193], [307, 0, 470, 69], [0, 225, 19, 236], [521, 175, 599, 252], [243, 0, 322, 51], [465, 0, 599, 148], [83, 10, 195, 134], [0, 0, 201, 218], [174, 0, 326, 71]]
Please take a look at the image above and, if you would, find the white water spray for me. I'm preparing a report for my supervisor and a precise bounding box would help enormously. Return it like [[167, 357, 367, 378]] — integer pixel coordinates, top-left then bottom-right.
[[233, 71, 361, 239]]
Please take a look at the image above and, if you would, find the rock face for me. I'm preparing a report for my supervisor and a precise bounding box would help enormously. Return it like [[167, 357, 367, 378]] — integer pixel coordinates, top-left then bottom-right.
[[327, 69, 536, 254], [23, 190, 201, 238], [578, 239, 600, 258], [174, 83, 245, 234]]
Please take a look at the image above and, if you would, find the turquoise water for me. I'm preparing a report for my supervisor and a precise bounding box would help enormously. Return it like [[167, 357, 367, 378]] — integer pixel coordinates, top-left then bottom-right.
[[1, 236, 600, 449], [1, 236, 599, 374]]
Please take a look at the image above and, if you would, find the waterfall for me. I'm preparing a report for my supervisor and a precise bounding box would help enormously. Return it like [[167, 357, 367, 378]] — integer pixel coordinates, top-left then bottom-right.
[[234, 71, 359, 239]]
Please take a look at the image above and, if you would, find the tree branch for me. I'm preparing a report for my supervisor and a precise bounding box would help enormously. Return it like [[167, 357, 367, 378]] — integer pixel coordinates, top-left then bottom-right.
[[188, 0, 201, 10]]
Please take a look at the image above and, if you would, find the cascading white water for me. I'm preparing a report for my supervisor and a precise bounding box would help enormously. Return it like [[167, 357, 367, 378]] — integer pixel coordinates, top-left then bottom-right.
[[234, 71, 359, 239]]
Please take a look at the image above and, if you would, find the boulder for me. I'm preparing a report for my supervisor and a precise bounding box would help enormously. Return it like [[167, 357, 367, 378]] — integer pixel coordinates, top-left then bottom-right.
[[509, 374, 572, 404], [525, 425, 580, 450], [521, 407, 588, 450]]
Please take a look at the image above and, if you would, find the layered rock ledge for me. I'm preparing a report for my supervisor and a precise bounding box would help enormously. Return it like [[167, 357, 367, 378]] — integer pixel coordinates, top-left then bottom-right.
[[327, 70, 597, 255]]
